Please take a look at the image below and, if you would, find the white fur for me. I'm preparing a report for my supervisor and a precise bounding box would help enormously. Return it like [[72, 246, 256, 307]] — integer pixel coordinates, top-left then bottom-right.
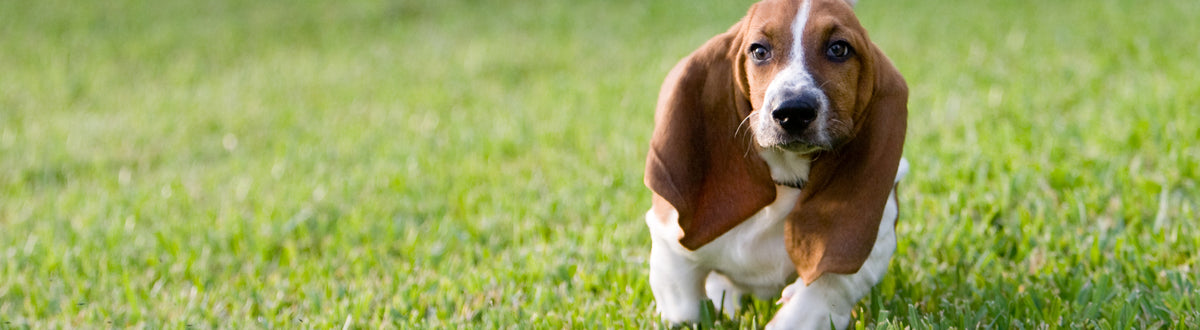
[[646, 157, 908, 328], [760, 149, 813, 186], [647, 185, 801, 322]]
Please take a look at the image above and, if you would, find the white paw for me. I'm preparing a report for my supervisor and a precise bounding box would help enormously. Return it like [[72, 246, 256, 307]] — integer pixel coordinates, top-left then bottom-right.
[[765, 279, 851, 330], [766, 297, 838, 330], [704, 272, 744, 318], [775, 281, 801, 305]]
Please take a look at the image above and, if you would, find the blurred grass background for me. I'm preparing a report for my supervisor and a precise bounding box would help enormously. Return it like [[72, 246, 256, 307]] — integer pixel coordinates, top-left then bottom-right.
[[1, 0, 1198, 328]]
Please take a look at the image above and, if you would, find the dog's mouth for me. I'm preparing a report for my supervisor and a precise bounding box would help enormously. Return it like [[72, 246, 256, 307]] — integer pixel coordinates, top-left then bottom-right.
[[774, 179, 807, 189], [759, 126, 850, 154], [774, 140, 825, 154]]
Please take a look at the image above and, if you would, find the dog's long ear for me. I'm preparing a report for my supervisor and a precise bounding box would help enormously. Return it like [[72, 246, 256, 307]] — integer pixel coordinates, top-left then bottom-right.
[[786, 45, 907, 285], [645, 19, 776, 250]]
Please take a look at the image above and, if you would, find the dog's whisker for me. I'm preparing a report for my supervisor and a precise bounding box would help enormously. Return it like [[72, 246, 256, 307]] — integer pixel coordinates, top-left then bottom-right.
[[737, 112, 759, 158], [734, 112, 754, 139]]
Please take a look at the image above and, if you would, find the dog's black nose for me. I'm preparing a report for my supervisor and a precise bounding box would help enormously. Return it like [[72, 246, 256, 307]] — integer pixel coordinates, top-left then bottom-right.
[[771, 95, 819, 134]]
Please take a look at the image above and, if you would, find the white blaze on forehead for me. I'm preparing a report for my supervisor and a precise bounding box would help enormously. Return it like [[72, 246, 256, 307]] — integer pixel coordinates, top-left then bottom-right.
[[788, 0, 812, 75], [762, 0, 815, 111]]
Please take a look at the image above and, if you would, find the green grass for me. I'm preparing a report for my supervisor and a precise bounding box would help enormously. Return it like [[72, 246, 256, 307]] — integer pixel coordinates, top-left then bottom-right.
[[2, 0, 1198, 328]]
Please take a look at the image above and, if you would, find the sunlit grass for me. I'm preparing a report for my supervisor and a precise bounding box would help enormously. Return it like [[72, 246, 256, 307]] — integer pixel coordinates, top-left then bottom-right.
[[1, 0, 1197, 327]]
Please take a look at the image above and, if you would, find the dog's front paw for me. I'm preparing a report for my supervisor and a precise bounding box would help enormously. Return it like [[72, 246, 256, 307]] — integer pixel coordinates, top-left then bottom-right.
[[765, 280, 851, 330], [704, 272, 745, 318], [775, 281, 801, 306]]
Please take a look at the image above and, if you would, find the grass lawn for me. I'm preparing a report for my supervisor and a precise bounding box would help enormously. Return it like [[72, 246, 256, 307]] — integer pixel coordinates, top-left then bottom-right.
[[2, 0, 1198, 328]]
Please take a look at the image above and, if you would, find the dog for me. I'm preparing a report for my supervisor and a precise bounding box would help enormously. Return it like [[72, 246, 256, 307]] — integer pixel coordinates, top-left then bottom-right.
[[642, 0, 908, 328]]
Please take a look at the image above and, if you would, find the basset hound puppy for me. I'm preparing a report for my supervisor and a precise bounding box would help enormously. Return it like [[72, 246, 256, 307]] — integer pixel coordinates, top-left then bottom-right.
[[642, 0, 908, 328]]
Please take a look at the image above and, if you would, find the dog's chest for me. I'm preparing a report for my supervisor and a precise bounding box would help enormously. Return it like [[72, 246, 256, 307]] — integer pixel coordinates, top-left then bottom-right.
[[692, 185, 803, 288], [692, 151, 812, 286], [649, 151, 813, 289]]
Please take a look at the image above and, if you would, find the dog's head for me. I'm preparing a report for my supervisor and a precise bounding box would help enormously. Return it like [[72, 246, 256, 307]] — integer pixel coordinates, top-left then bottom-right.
[[733, 0, 880, 153]]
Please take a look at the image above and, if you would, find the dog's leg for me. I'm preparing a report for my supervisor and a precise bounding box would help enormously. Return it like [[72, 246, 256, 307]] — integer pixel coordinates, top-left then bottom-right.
[[648, 234, 708, 323], [766, 187, 899, 330]]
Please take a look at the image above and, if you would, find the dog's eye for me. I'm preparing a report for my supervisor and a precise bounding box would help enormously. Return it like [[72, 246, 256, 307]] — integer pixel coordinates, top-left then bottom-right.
[[749, 44, 771, 62], [826, 41, 853, 61]]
